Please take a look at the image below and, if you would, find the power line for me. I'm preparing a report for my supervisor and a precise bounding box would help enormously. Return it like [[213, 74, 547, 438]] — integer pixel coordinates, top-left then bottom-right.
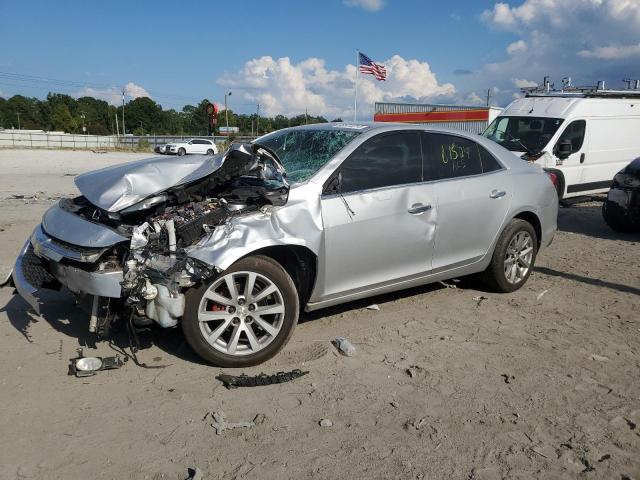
[[0, 70, 204, 107]]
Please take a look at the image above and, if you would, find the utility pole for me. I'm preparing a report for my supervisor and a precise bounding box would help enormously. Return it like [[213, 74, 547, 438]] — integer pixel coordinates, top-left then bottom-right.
[[305, 108, 308, 124], [16, 112, 21, 130], [80, 113, 86, 134], [121, 87, 126, 135], [256, 103, 260, 136], [115, 113, 120, 137], [486, 88, 491, 107], [224, 91, 232, 135]]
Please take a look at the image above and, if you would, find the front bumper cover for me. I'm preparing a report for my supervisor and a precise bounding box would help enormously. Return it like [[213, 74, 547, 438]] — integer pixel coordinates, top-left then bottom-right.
[[12, 227, 125, 314]]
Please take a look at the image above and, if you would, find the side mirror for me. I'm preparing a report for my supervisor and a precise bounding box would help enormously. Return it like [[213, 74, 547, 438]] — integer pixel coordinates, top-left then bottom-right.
[[557, 139, 572, 159]]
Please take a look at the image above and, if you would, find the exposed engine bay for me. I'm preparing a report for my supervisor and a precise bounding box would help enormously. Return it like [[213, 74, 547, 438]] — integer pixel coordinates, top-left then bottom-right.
[[44, 143, 289, 339]]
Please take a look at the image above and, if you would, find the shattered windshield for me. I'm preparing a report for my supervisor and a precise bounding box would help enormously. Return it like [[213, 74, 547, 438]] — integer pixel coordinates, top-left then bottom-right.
[[256, 129, 361, 183], [483, 116, 564, 153]]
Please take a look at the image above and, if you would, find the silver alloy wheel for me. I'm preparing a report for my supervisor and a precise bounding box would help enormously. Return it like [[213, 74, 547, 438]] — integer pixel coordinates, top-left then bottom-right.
[[197, 270, 285, 356], [504, 230, 534, 284]]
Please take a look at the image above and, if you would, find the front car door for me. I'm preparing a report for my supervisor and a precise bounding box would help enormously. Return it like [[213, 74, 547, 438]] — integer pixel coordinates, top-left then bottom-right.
[[423, 132, 512, 271], [319, 131, 436, 299], [554, 120, 587, 195]]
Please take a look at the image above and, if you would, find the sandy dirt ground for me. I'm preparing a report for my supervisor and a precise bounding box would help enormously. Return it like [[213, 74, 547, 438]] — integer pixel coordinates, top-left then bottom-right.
[[0, 149, 639, 480]]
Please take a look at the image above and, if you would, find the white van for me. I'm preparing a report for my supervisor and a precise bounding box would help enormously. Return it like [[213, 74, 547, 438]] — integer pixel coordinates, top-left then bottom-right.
[[483, 88, 640, 199]]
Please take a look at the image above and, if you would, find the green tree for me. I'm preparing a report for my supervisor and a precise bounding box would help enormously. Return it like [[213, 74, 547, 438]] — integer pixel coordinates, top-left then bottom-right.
[[51, 104, 77, 133]]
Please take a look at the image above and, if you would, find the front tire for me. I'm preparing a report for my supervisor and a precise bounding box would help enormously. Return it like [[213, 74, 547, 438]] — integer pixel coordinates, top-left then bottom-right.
[[177, 148, 186, 156], [481, 219, 537, 293], [206, 149, 214, 155], [182, 255, 299, 367], [602, 199, 639, 233]]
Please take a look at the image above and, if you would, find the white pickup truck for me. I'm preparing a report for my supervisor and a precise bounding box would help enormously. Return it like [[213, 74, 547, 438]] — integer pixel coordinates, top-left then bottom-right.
[[165, 138, 218, 156]]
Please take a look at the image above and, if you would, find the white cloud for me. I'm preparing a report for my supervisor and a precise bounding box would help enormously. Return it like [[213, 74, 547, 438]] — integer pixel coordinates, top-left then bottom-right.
[[512, 78, 537, 88], [75, 82, 151, 105], [578, 43, 640, 59], [472, 0, 640, 105], [343, 0, 385, 12], [506, 40, 527, 55], [217, 55, 456, 119]]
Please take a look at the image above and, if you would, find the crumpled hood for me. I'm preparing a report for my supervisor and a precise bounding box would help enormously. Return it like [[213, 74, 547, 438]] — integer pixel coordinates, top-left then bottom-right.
[[75, 154, 226, 212]]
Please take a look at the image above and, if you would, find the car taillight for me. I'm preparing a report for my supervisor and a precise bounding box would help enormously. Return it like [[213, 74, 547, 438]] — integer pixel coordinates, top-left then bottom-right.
[[546, 171, 559, 188]]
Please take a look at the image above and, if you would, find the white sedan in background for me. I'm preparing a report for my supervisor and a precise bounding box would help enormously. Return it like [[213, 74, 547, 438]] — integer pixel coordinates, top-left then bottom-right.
[[166, 138, 218, 156]]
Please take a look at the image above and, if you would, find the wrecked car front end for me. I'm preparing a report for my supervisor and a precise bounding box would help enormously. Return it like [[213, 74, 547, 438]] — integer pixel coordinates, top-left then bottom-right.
[[12, 143, 291, 335]]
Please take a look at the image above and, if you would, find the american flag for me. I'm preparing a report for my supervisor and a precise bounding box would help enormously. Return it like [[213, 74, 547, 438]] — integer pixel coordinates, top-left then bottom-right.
[[359, 52, 387, 81]]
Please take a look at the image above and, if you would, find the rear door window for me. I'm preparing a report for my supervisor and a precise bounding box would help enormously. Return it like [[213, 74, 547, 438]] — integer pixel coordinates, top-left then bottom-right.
[[340, 132, 422, 193], [422, 133, 484, 180]]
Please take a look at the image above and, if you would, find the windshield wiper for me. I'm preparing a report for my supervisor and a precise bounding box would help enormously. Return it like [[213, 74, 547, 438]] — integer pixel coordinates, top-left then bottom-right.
[[494, 129, 534, 155]]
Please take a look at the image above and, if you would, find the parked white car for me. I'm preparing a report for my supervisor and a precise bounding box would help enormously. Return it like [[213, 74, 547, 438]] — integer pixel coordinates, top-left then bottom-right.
[[166, 138, 218, 156]]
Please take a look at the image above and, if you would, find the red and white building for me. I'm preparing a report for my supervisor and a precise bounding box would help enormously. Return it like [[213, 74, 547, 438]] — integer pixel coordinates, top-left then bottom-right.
[[374, 102, 502, 134]]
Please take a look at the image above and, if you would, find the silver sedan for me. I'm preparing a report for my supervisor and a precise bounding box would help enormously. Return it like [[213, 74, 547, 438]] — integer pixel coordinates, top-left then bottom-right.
[[10, 123, 558, 367]]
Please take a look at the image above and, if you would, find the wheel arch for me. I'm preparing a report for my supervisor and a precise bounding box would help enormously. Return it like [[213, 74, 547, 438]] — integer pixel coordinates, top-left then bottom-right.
[[239, 245, 318, 307], [512, 210, 542, 250]]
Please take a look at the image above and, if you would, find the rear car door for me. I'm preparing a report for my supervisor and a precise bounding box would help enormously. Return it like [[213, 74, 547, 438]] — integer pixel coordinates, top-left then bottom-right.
[[319, 131, 436, 298], [193, 139, 207, 154], [423, 132, 512, 271]]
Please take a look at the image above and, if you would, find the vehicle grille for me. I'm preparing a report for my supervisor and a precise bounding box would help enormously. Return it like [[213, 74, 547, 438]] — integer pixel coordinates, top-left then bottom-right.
[[22, 244, 57, 288]]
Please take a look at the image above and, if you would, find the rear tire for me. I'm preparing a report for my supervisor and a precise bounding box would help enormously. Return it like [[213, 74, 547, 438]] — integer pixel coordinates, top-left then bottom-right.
[[481, 219, 538, 293], [182, 255, 299, 367], [206, 149, 214, 155]]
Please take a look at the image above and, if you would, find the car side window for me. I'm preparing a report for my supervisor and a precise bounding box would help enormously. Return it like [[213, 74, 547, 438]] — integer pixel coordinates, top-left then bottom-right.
[[478, 144, 503, 173], [423, 133, 483, 180], [339, 132, 422, 193], [556, 120, 586, 152]]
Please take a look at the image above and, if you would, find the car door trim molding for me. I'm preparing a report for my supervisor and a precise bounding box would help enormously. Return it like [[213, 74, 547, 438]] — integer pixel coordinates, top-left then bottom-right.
[[566, 179, 611, 193], [305, 254, 484, 311]]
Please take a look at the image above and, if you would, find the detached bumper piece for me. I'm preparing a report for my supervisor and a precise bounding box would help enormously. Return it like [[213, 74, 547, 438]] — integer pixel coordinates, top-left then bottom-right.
[[216, 369, 309, 389]]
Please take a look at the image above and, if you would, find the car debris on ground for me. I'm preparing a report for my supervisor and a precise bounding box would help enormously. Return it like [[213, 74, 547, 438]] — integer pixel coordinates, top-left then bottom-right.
[[216, 369, 309, 389], [332, 337, 356, 357], [68, 348, 125, 377], [472, 295, 488, 306], [319, 418, 333, 427], [365, 304, 380, 311], [537, 289, 549, 301], [204, 411, 256, 435]]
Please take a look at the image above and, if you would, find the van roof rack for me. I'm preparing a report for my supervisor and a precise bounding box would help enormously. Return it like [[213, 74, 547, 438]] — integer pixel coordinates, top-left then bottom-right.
[[522, 76, 640, 99]]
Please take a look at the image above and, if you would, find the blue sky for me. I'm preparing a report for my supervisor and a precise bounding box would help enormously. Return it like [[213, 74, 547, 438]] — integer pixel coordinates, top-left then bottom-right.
[[2, 0, 639, 118]]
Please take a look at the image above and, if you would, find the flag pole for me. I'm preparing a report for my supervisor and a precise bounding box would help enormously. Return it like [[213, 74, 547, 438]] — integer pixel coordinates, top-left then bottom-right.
[[354, 49, 359, 121]]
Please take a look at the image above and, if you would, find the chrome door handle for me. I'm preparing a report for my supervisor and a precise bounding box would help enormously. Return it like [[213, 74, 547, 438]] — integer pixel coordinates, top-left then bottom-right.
[[490, 190, 506, 199], [408, 203, 432, 214]]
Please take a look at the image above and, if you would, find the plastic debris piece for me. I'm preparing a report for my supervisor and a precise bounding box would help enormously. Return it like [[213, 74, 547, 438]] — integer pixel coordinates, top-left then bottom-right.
[[187, 467, 203, 480], [319, 419, 333, 427], [204, 411, 255, 435], [536, 289, 549, 301], [439, 281, 457, 289], [332, 337, 356, 357], [473, 295, 488, 306], [365, 304, 380, 311], [216, 369, 309, 389]]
